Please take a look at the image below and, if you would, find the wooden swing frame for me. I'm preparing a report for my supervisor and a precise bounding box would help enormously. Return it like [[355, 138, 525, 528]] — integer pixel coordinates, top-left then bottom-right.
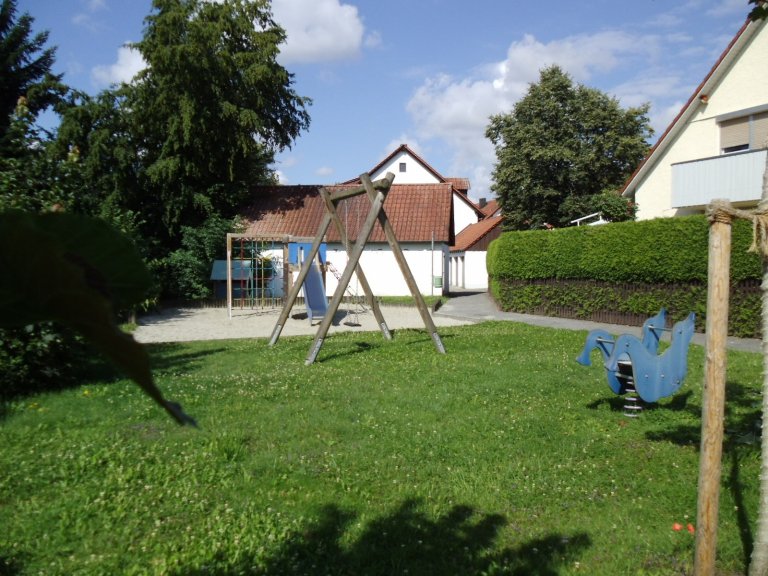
[[268, 171, 446, 365]]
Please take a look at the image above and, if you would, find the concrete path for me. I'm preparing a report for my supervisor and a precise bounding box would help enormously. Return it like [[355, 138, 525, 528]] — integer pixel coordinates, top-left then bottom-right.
[[434, 290, 762, 353]]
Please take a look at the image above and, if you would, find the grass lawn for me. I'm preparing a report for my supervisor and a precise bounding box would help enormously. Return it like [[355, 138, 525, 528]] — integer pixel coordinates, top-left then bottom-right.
[[0, 321, 763, 575]]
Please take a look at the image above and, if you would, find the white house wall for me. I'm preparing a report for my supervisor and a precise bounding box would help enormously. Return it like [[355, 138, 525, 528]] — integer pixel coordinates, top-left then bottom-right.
[[324, 243, 448, 297], [634, 22, 768, 220], [370, 150, 440, 184], [449, 252, 489, 290], [454, 197, 479, 233]]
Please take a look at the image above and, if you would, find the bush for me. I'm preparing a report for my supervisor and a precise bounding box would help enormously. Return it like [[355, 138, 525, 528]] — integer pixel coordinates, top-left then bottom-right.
[[487, 215, 763, 337], [163, 214, 241, 300], [0, 323, 84, 401]]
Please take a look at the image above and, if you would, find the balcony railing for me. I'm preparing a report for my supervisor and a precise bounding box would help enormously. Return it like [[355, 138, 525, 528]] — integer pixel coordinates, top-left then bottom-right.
[[671, 148, 767, 208]]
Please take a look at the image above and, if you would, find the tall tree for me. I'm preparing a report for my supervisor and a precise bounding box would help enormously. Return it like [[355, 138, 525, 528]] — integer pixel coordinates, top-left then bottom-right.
[[127, 0, 310, 239], [486, 66, 652, 230], [56, 0, 311, 297], [750, 0, 768, 20], [0, 0, 66, 153]]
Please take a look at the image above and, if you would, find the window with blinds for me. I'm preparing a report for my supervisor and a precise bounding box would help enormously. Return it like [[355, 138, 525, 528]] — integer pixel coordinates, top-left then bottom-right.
[[720, 110, 768, 153], [755, 111, 768, 149]]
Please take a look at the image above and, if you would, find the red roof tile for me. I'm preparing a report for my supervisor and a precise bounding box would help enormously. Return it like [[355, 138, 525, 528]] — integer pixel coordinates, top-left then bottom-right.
[[451, 215, 503, 252], [479, 199, 500, 218], [242, 183, 454, 244], [445, 177, 470, 193]]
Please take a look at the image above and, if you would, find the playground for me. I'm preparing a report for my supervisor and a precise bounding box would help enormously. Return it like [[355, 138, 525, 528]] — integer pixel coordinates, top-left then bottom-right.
[[1, 319, 762, 575], [133, 301, 471, 344]]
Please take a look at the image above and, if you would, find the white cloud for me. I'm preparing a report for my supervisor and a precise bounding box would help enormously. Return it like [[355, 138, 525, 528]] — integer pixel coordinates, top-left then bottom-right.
[[72, 0, 108, 32], [611, 72, 691, 133], [272, 0, 369, 64], [498, 31, 657, 86], [91, 45, 145, 87], [384, 136, 422, 157], [706, 0, 746, 17], [404, 30, 670, 197], [280, 155, 299, 169], [364, 30, 382, 49], [315, 166, 334, 177]]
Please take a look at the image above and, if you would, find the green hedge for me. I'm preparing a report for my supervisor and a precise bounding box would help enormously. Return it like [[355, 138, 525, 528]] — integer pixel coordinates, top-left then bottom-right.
[[487, 216, 763, 337]]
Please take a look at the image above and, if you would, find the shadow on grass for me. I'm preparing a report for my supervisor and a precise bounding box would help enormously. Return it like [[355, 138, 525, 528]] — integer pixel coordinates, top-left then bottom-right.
[[643, 381, 760, 448], [146, 342, 229, 373], [315, 331, 457, 364], [0, 342, 226, 423], [178, 499, 591, 575], [0, 553, 24, 576]]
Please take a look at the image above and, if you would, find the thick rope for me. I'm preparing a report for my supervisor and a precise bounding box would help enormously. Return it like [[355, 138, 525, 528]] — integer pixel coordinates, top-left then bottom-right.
[[708, 199, 768, 257]]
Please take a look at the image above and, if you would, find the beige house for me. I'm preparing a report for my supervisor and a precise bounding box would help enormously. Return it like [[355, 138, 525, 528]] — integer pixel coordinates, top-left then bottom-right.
[[622, 17, 768, 219]]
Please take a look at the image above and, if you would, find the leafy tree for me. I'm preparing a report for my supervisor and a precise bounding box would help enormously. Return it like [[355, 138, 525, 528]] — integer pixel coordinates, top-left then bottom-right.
[[0, 0, 67, 153], [165, 214, 242, 299], [56, 0, 310, 297], [61, 0, 309, 242], [749, 0, 768, 20], [486, 66, 652, 230]]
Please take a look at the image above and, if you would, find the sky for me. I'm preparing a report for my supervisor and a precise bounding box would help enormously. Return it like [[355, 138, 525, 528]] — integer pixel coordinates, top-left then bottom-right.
[[18, 0, 756, 201]]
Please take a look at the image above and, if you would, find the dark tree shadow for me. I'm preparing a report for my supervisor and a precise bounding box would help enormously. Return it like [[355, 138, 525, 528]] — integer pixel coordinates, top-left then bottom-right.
[[175, 498, 591, 575], [314, 331, 455, 364], [0, 554, 23, 576], [146, 343, 229, 373]]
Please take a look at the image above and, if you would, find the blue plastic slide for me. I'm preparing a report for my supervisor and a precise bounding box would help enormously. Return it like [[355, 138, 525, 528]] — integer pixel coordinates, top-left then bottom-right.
[[303, 262, 328, 324]]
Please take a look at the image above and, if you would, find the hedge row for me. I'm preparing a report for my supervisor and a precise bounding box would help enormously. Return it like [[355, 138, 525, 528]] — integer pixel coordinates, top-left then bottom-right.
[[487, 215, 764, 338], [487, 215, 762, 283]]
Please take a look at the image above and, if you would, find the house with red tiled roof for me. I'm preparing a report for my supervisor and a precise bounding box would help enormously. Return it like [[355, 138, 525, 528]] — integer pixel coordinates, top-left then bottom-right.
[[239, 145, 491, 297], [478, 198, 500, 218], [344, 144, 484, 234], [622, 16, 767, 219], [449, 215, 504, 290]]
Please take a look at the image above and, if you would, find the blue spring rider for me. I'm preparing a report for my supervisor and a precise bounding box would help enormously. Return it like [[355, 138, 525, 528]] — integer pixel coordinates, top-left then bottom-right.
[[576, 309, 696, 406]]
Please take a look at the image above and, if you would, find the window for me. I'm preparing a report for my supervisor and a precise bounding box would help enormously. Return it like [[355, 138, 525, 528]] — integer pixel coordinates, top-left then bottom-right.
[[719, 109, 768, 154], [399, 162, 406, 172]]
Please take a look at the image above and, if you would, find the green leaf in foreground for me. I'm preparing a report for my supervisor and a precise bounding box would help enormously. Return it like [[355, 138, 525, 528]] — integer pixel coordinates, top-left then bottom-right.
[[0, 209, 195, 425]]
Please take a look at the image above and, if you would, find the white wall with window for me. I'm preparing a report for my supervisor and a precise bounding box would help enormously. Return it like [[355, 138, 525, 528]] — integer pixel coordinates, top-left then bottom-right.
[[628, 19, 768, 220], [371, 149, 439, 184]]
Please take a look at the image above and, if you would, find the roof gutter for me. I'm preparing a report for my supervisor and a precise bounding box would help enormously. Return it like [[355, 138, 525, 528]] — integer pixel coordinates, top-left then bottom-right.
[[621, 18, 760, 198]]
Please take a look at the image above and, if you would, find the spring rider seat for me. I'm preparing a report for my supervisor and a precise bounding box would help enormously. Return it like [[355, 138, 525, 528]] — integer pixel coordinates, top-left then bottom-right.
[[576, 309, 696, 414]]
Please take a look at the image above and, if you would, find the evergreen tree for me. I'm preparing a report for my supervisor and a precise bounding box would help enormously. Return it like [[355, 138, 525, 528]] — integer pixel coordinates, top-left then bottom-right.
[[127, 0, 310, 239], [0, 0, 67, 154]]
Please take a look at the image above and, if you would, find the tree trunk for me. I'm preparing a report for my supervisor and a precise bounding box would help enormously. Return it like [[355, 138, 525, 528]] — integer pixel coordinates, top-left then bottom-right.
[[749, 149, 768, 576]]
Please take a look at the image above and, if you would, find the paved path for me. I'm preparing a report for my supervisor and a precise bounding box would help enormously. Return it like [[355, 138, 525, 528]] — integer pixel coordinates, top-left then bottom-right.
[[134, 289, 762, 353], [434, 290, 762, 353]]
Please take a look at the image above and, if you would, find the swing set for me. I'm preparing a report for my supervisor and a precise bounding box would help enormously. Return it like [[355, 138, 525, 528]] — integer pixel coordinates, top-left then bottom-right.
[[269, 172, 447, 365]]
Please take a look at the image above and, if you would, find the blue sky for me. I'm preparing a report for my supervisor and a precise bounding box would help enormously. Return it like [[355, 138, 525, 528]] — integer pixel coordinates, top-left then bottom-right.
[[19, 0, 754, 200]]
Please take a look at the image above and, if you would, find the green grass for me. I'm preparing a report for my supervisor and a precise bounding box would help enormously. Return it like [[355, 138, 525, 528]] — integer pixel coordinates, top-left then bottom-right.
[[377, 295, 444, 308], [0, 321, 763, 575]]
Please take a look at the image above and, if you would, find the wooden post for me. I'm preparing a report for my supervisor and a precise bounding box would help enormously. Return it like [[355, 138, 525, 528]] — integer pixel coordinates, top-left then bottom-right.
[[360, 173, 446, 355], [305, 186, 388, 365], [322, 183, 393, 341], [226, 234, 233, 320], [269, 214, 333, 346], [694, 203, 732, 576]]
